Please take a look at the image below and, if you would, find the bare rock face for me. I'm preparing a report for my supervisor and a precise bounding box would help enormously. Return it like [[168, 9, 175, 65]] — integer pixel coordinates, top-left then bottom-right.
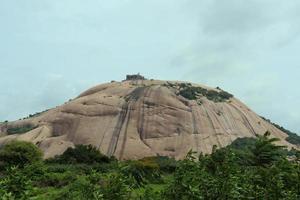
[[0, 79, 296, 159]]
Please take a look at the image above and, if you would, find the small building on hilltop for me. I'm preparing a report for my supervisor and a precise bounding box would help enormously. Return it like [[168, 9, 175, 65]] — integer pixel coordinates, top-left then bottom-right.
[[125, 74, 146, 81]]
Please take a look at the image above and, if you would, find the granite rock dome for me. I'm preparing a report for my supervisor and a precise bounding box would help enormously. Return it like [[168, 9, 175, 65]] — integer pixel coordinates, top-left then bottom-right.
[[0, 79, 296, 159]]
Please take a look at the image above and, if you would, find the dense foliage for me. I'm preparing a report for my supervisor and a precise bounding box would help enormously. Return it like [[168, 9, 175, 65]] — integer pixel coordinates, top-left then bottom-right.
[[46, 144, 111, 164], [0, 140, 43, 169], [0, 133, 299, 199]]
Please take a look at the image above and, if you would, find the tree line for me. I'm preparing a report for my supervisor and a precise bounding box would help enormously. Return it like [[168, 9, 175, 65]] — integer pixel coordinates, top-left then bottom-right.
[[0, 132, 299, 199]]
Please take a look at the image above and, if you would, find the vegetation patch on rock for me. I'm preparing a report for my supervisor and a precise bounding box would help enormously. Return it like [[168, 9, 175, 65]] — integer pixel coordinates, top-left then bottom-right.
[[7, 124, 38, 135], [261, 116, 300, 146], [21, 109, 50, 120], [165, 82, 233, 102]]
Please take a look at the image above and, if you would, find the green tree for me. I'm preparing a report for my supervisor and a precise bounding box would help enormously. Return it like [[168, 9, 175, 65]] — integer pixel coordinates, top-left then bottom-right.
[[250, 131, 286, 167], [0, 140, 43, 168], [0, 166, 33, 199]]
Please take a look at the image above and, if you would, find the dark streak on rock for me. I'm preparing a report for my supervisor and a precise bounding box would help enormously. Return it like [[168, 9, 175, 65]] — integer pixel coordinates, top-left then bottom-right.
[[108, 87, 147, 158]]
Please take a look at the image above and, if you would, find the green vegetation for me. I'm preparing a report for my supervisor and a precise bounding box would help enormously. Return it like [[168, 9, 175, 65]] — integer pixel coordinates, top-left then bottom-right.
[[7, 124, 38, 135], [46, 144, 111, 164], [179, 85, 206, 100], [21, 109, 50, 120], [0, 140, 43, 169], [261, 116, 300, 145], [165, 82, 233, 102], [0, 134, 300, 199], [286, 133, 300, 146]]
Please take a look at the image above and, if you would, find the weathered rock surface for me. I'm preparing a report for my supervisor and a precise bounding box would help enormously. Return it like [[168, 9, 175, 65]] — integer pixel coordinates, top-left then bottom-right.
[[0, 79, 296, 159]]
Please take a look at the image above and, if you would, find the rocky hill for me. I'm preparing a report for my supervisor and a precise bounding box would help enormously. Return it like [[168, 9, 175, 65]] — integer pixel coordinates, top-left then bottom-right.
[[0, 77, 297, 159]]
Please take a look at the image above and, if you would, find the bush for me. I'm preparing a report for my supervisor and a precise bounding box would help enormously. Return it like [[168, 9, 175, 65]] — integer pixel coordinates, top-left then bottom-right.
[[156, 156, 177, 172], [179, 87, 198, 100], [228, 137, 257, 150], [21, 161, 46, 182], [219, 90, 234, 99], [47, 144, 110, 164], [38, 171, 76, 188], [56, 171, 130, 200], [206, 90, 223, 102], [149, 156, 177, 173], [0, 140, 43, 168], [121, 158, 161, 187], [56, 174, 103, 200], [261, 116, 300, 146], [137, 185, 163, 200], [7, 124, 37, 135], [286, 133, 300, 146], [98, 172, 131, 200], [177, 83, 233, 102], [0, 166, 33, 199]]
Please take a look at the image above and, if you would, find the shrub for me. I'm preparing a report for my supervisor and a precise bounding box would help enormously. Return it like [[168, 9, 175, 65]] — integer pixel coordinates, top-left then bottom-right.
[[98, 172, 131, 200], [47, 144, 110, 164], [286, 133, 300, 146], [228, 137, 257, 150], [45, 163, 73, 173], [177, 83, 233, 102], [206, 90, 223, 102], [56, 174, 103, 200], [0, 140, 43, 168], [22, 109, 50, 120], [55, 171, 130, 200], [121, 158, 161, 187], [21, 161, 46, 183], [7, 124, 37, 135], [151, 156, 177, 173], [260, 116, 300, 146], [179, 87, 198, 100], [219, 90, 234, 99], [0, 166, 33, 199], [38, 171, 76, 188], [138, 185, 163, 200]]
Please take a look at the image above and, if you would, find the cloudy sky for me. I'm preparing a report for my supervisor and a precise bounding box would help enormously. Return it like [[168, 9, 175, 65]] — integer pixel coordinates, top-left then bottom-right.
[[1, 0, 299, 134]]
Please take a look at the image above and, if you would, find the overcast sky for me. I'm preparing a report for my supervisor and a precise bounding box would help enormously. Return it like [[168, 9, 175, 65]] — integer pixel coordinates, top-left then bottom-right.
[[1, 0, 299, 134]]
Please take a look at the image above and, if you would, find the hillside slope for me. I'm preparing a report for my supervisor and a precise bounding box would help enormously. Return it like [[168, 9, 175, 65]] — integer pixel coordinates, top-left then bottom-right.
[[0, 79, 296, 159]]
